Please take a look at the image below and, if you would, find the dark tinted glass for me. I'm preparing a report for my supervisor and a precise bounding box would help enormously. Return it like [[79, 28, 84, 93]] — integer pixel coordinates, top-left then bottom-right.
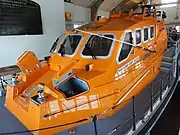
[[118, 32, 133, 62], [150, 26, 154, 39], [58, 35, 82, 55], [136, 30, 141, 44], [82, 35, 114, 57], [144, 28, 149, 41]]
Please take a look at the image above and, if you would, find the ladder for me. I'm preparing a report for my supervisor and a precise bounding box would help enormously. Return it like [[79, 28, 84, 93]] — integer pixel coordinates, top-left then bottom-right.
[[160, 47, 175, 72]]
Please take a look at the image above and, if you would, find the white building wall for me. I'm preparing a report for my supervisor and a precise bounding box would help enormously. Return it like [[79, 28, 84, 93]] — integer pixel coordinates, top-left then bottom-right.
[[64, 2, 110, 26], [65, 2, 91, 23], [162, 7, 180, 24], [0, 0, 65, 67], [97, 10, 109, 18]]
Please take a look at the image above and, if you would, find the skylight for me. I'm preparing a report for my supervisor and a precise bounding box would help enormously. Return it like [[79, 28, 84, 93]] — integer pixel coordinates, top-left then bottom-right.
[[161, 0, 177, 8]]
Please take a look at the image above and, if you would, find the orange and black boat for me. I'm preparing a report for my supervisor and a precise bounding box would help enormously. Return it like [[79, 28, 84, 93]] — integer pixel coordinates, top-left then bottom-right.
[[4, 5, 180, 135]]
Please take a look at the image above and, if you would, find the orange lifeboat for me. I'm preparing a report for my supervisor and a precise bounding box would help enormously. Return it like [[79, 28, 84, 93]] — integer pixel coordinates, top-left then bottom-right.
[[5, 7, 169, 135]]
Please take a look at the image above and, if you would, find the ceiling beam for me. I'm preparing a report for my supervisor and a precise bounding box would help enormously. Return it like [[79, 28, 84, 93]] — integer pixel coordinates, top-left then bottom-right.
[[112, 0, 129, 12], [112, 0, 143, 12], [152, 1, 180, 6], [166, 22, 180, 26], [90, 0, 104, 21], [146, 0, 152, 5], [112, 0, 180, 13], [64, 0, 73, 3], [143, 0, 147, 4]]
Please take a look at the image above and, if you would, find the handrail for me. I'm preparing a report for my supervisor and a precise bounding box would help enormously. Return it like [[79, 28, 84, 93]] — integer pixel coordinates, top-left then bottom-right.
[[168, 37, 180, 44], [105, 64, 175, 135]]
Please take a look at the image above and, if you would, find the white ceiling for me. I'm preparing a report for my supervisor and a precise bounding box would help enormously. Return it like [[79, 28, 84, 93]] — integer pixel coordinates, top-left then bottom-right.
[[71, 0, 140, 12], [99, 0, 124, 11], [72, 0, 96, 7], [71, 0, 125, 11], [70, 0, 180, 24]]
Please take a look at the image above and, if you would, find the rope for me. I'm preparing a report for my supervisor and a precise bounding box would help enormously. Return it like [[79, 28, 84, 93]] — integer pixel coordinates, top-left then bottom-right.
[[75, 29, 156, 54]]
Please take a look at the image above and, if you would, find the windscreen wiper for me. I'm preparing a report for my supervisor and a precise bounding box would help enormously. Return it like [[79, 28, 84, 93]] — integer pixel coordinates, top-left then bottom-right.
[[58, 45, 65, 56], [50, 37, 59, 53], [85, 44, 97, 59]]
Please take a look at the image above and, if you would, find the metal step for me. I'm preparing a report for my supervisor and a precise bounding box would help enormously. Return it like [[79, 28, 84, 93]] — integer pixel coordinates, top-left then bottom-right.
[[161, 62, 172, 69], [160, 47, 174, 72], [162, 61, 172, 65], [160, 67, 171, 72], [164, 46, 175, 58], [162, 56, 173, 63]]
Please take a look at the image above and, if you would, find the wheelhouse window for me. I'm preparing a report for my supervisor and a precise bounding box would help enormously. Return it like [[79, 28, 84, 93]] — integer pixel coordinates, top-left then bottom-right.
[[58, 35, 82, 56], [150, 26, 155, 39], [82, 34, 114, 58], [118, 32, 133, 62], [50, 35, 64, 53], [144, 27, 149, 42], [50, 38, 59, 53], [135, 29, 142, 44]]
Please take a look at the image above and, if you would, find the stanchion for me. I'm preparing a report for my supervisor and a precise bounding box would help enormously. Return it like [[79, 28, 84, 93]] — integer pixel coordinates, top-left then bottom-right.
[[150, 84, 153, 112], [169, 70, 171, 87], [0, 76, 5, 97], [132, 96, 136, 131], [160, 79, 163, 100], [93, 115, 98, 135]]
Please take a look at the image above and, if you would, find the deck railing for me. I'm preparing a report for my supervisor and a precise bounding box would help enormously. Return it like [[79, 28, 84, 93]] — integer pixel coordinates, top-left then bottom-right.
[[90, 41, 180, 135], [100, 68, 176, 135]]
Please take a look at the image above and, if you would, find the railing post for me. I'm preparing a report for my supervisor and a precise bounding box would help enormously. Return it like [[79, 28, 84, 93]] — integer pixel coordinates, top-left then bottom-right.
[[132, 96, 136, 131], [178, 60, 179, 78], [169, 70, 171, 87], [93, 115, 98, 135], [175, 41, 179, 77], [0, 76, 5, 97], [150, 84, 153, 112], [173, 43, 177, 78], [160, 79, 163, 100]]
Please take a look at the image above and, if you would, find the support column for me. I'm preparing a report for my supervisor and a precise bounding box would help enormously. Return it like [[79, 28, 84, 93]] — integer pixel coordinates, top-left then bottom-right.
[[90, 0, 104, 21]]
